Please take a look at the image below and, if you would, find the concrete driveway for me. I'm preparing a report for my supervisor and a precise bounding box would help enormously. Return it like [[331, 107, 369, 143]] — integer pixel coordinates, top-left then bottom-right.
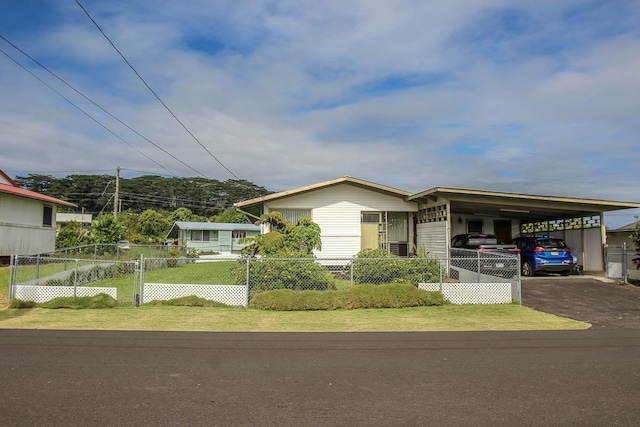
[[521, 275, 640, 328]]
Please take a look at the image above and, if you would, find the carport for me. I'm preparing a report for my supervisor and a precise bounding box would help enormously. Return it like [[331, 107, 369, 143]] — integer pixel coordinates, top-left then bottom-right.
[[407, 188, 640, 272]]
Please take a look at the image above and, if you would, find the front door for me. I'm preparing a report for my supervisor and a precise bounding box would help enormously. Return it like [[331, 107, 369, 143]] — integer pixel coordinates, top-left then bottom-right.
[[361, 223, 379, 250], [493, 220, 512, 244]]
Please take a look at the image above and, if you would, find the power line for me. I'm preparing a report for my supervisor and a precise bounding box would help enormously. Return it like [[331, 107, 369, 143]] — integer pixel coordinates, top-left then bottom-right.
[[0, 46, 177, 176], [75, 0, 241, 180], [0, 34, 208, 179]]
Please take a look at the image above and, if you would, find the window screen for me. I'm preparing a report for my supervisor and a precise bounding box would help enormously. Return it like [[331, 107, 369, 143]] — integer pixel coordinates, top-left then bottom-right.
[[43, 206, 53, 227], [467, 220, 483, 233]]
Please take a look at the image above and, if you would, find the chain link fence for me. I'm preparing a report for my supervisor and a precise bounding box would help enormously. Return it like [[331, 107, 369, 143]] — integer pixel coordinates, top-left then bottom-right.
[[9, 255, 139, 306], [48, 243, 189, 261], [9, 251, 521, 307], [605, 244, 640, 283]]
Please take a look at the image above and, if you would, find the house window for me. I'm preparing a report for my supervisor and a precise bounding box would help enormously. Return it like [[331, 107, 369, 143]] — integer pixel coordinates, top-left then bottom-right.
[[203, 230, 210, 242], [388, 212, 408, 241], [232, 231, 247, 239], [190, 230, 203, 241], [362, 212, 384, 223], [43, 206, 53, 227], [278, 209, 312, 224], [467, 220, 483, 233]]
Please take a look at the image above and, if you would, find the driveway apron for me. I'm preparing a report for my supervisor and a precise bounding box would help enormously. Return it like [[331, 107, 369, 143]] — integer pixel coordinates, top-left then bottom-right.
[[521, 276, 640, 329]]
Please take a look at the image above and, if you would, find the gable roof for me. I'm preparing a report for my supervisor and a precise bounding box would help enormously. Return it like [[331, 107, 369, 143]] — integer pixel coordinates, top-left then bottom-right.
[[236, 176, 412, 208], [0, 168, 77, 208], [609, 221, 639, 233]]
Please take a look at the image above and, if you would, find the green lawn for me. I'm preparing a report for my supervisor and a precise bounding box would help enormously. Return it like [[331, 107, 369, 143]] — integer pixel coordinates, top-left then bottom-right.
[[0, 265, 590, 331]]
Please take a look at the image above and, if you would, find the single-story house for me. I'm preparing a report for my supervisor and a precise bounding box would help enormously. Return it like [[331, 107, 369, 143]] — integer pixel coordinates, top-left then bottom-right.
[[235, 176, 640, 271], [166, 222, 260, 253], [0, 168, 77, 259], [606, 221, 638, 249], [56, 212, 93, 234]]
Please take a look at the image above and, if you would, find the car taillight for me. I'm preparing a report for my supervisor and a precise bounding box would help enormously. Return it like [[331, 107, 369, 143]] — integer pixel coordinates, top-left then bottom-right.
[[565, 247, 571, 252], [508, 248, 520, 253], [533, 246, 546, 252]]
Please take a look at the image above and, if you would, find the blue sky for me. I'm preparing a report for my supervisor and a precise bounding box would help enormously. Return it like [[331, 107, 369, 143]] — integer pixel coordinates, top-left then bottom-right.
[[1, 0, 639, 227]]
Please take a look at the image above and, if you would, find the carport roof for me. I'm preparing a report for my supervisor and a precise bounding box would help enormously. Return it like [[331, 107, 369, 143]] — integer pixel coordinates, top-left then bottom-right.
[[407, 187, 640, 221]]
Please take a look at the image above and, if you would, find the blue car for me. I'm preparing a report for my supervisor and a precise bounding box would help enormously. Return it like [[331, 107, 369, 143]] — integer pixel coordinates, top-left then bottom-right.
[[510, 236, 575, 277]]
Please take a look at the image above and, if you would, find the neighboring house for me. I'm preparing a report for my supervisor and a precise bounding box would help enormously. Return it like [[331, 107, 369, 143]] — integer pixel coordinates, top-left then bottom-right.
[[0, 169, 77, 259], [166, 222, 260, 253], [607, 221, 638, 249], [236, 176, 640, 271], [56, 212, 93, 234]]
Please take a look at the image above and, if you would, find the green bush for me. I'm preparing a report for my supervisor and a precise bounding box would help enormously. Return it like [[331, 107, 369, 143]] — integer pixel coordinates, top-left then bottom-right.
[[250, 284, 445, 310], [353, 249, 444, 285], [8, 299, 37, 309], [10, 293, 117, 309], [235, 253, 336, 295], [144, 295, 230, 307]]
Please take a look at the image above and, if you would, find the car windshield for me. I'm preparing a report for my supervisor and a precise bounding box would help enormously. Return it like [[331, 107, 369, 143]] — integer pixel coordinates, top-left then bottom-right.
[[468, 237, 499, 245], [537, 239, 566, 249]]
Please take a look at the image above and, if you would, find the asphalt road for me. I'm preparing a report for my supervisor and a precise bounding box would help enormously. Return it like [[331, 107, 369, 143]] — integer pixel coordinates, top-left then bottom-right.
[[2, 329, 640, 426]]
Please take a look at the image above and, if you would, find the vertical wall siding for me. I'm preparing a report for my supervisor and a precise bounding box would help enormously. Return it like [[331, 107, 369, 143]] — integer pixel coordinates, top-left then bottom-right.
[[0, 194, 56, 256], [266, 184, 418, 258], [416, 222, 448, 259]]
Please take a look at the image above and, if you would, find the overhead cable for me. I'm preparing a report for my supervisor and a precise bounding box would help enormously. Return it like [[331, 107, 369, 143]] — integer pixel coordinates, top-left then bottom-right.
[[75, 0, 241, 180]]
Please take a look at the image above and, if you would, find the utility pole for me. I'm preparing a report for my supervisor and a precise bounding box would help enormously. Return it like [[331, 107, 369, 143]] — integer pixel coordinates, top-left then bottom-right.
[[113, 166, 120, 217]]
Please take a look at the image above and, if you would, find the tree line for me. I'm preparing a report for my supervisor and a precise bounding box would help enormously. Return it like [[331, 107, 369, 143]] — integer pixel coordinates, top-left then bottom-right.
[[13, 173, 272, 248], [15, 173, 272, 218]]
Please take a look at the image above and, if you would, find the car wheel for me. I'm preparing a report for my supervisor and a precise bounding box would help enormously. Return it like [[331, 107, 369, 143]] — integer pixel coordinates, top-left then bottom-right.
[[560, 270, 570, 276], [522, 260, 534, 277]]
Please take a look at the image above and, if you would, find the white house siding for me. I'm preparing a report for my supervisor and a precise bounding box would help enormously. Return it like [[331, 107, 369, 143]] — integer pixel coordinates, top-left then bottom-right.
[[416, 222, 448, 259], [0, 194, 56, 256], [265, 184, 418, 258]]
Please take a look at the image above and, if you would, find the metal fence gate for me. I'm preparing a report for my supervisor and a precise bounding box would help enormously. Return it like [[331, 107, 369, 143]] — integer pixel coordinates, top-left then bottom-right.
[[604, 243, 640, 283], [9, 255, 140, 306]]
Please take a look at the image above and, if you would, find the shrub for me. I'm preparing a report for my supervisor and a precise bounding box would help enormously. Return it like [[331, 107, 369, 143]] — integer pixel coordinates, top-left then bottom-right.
[[18, 293, 118, 309], [352, 249, 444, 285], [144, 295, 230, 307], [250, 284, 446, 310], [9, 299, 37, 309], [235, 252, 336, 295]]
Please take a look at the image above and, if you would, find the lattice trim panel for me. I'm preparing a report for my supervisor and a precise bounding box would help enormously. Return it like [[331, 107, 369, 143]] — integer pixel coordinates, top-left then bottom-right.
[[420, 282, 513, 304], [143, 283, 248, 307]]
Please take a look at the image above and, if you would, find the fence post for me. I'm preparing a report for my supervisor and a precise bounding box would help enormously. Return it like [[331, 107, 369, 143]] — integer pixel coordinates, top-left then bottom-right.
[[8, 254, 16, 301], [138, 254, 144, 306], [36, 255, 40, 280], [73, 259, 78, 298], [350, 257, 355, 286], [439, 257, 443, 293], [622, 242, 627, 283], [477, 252, 481, 282], [516, 253, 522, 305], [245, 257, 250, 308]]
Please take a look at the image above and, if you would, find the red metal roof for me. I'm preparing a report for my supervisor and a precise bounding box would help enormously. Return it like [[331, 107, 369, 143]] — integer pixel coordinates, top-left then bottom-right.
[[0, 182, 77, 207]]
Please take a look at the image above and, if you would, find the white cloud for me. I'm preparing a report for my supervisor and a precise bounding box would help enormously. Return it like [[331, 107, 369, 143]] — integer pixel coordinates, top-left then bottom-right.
[[1, 0, 639, 227]]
